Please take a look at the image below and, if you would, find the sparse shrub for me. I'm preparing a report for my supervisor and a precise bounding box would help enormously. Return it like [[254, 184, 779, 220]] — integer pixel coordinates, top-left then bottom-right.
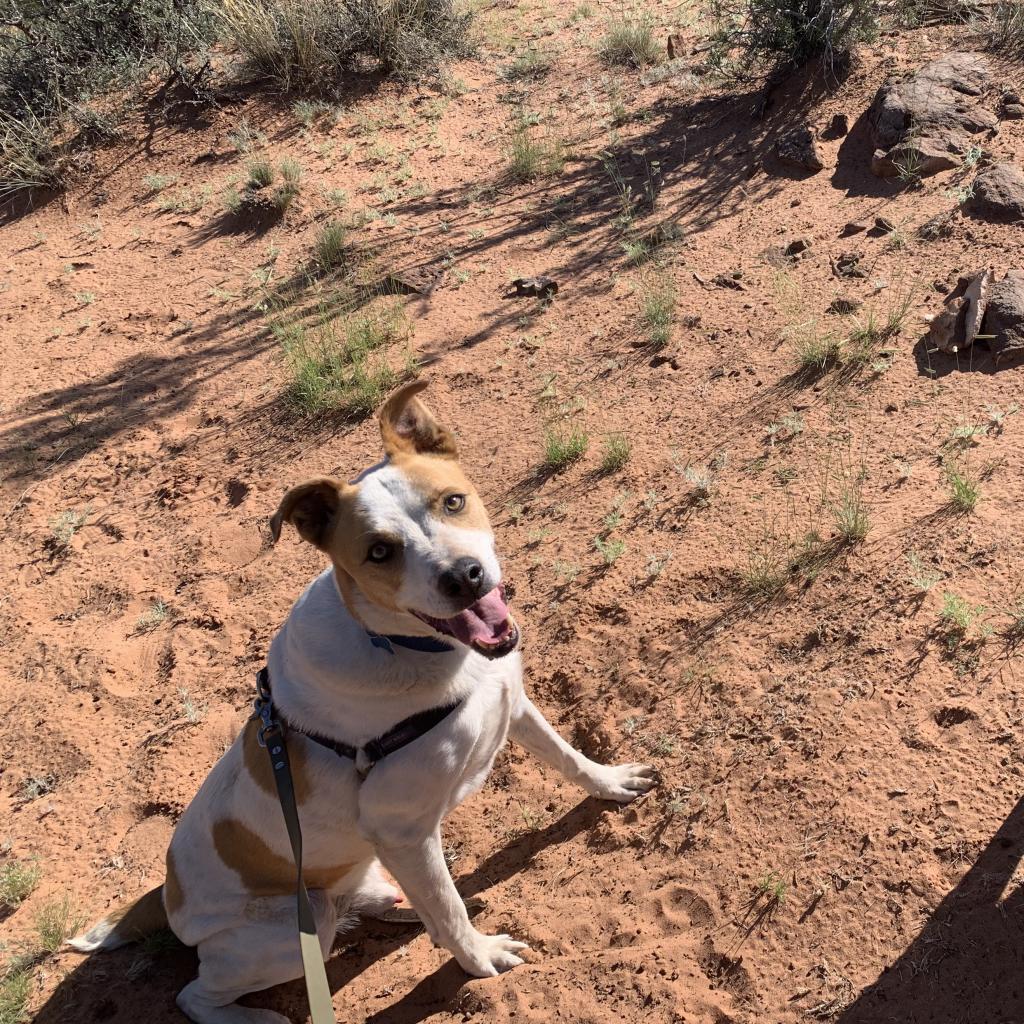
[[142, 173, 176, 195], [292, 98, 334, 126], [280, 304, 411, 417], [0, 1, 213, 197], [600, 12, 660, 68], [543, 427, 589, 470], [601, 433, 631, 472], [247, 159, 275, 189], [828, 466, 870, 543], [312, 220, 351, 272], [136, 599, 170, 633], [907, 551, 942, 593], [0, 962, 32, 1024], [0, 860, 41, 910], [503, 47, 552, 80], [505, 127, 565, 182], [639, 274, 676, 347], [218, 0, 472, 88], [742, 529, 790, 595], [940, 592, 987, 642], [49, 507, 90, 548], [944, 460, 981, 512], [708, 0, 878, 76], [595, 536, 626, 565], [34, 895, 83, 955], [985, 1, 1024, 52]]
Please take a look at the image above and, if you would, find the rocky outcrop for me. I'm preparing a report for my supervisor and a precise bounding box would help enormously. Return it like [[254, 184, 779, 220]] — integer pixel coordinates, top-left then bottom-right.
[[984, 270, 1024, 365], [868, 53, 996, 178]]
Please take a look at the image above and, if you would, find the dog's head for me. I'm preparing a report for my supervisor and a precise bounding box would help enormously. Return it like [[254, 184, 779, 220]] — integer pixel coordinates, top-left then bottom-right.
[[270, 380, 518, 658]]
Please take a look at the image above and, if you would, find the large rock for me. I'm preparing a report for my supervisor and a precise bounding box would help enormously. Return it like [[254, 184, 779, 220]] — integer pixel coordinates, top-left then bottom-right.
[[984, 270, 1024, 364], [963, 163, 1024, 221], [868, 53, 997, 178], [776, 126, 824, 172]]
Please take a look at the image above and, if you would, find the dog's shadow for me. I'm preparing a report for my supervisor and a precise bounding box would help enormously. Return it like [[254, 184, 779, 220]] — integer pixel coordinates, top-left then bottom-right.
[[29, 798, 606, 1023]]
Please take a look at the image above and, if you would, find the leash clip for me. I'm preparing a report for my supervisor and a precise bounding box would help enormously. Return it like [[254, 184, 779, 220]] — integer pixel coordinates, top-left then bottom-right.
[[253, 668, 282, 748]]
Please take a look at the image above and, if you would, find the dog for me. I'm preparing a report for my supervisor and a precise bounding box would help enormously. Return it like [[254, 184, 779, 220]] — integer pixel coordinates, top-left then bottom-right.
[[71, 380, 657, 1023]]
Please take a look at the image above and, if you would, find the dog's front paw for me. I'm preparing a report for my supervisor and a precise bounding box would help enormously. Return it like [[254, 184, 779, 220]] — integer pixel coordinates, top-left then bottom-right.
[[582, 762, 658, 803], [456, 932, 529, 977]]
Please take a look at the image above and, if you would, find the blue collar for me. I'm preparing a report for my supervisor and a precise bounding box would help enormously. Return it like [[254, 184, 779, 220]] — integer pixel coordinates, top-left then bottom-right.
[[366, 631, 455, 654]]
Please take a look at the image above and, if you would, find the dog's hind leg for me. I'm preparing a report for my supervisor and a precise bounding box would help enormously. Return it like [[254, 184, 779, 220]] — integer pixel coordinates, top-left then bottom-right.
[[176, 892, 336, 1024]]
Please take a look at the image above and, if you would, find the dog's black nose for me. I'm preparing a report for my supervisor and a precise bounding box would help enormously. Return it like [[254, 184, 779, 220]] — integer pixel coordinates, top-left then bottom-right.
[[438, 558, 486, 602]]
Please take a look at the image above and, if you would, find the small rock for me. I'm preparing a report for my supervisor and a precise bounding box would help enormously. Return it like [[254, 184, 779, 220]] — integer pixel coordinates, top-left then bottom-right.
[[983, 269, 1024, 365], [871, 136, 963, 179], [832, 251, 866, 279], [1004, 89, 1022, 104], [963, 163, 1024, 222], [667, 33, 685, 59], [776, 126, 824, 173], [1003, 103, 1024, 120], [712, 273, 746, 290], [821, 112, 850, 139], [874, 215, 896, 233], [827, 297, 862, 315], [933, 278, 950, 293], [918, 209, 957, 241], [840, 221, 869, 237], [508, 276, 558, 298], [784, 238, 812, 257]]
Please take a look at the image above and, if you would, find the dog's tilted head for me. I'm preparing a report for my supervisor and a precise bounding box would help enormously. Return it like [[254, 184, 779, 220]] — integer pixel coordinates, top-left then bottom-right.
[[270, 380, 519, 659]]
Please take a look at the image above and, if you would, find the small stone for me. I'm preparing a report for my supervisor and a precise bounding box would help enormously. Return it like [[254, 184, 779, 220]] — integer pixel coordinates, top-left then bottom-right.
[[832, 251, 866, 279], [776, 126, 825, 173], [827, 297, 862, 315], [840, 221, 869, 237], [874, 216, 896, 233], [784, 238, 812, 257], [1004, 89, 1022, 104], [933, 279, 950, 293], [1003, 103, 1024, 120]]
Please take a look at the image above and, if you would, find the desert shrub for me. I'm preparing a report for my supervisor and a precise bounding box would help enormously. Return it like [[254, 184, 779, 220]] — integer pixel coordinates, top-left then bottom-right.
[[0, 0, 213, 120], [707, 0, 878, 75], [599, 12, 660, 68], [0, 0, 213, 197], [218, 0, 472, 88]]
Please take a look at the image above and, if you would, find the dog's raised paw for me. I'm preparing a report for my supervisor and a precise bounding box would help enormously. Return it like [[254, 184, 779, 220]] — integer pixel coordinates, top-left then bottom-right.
[[458, 932, 529, 977], [584, 762, 658, 803]]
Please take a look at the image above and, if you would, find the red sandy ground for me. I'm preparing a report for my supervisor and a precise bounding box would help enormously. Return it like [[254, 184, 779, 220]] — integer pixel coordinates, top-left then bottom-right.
[[2, 6, 1024, 1023]]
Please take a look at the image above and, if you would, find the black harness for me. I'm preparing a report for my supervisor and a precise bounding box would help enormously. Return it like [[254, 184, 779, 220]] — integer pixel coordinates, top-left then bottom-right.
[[253, 665, 461, 779]]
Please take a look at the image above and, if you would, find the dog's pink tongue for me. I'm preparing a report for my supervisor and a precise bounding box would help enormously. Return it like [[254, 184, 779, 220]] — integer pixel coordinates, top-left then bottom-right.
[[448, 586, 512, 646]]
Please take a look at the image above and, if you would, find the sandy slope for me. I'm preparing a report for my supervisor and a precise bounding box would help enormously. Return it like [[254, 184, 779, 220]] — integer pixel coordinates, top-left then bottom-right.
[[3, 6, 1024, 1022]]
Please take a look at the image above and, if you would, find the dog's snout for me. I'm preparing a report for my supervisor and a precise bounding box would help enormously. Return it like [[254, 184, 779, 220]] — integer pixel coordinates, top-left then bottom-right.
[[438, 557, 486, 602]]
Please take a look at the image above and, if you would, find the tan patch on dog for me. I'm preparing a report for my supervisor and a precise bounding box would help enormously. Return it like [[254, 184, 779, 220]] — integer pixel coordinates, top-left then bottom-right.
[[164, 848, 184, 917], [392, 453, 491, 532], [213, 818, 354, 895], [242, 719, 313, 804]]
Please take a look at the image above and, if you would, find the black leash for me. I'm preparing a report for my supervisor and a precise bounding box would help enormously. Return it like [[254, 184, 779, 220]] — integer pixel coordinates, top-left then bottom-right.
[[251, 666, 462, 1022], [254, 670, 336, 1024]]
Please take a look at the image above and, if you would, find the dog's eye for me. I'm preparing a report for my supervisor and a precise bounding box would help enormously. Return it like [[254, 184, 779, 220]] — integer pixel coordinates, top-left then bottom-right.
[[444, 494, 466, 514], [367, 542, 393, 563]]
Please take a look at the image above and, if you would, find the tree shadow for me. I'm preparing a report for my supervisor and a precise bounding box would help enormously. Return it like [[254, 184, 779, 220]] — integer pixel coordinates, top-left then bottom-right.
[[30, 796, 606, 1023], [835, 794, 1024, 1024]]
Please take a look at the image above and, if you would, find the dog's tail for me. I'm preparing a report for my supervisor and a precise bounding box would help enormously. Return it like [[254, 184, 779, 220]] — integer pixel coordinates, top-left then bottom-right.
[[68, 886, 167, 953]]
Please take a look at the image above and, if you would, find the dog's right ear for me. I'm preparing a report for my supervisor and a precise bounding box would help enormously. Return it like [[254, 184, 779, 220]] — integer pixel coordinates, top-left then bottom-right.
[[270, 478, 343, 549]]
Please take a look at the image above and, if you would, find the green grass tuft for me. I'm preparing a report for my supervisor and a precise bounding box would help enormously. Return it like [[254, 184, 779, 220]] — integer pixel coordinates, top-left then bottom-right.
[[600, 433, 631, 473], [600, 13, 660, 68], [543, 427, 589, 470], [0, 860, 40, 910]]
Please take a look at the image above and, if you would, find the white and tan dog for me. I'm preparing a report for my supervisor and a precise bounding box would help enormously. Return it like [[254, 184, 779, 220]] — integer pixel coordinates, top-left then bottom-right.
[[72, 381, 656, 1023]]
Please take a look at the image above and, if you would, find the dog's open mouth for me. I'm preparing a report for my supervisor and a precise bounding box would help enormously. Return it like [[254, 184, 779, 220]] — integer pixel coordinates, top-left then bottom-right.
[[412, 584, 519, 658]]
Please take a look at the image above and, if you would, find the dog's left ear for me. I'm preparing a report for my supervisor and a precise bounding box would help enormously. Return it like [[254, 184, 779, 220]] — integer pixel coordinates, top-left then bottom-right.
[[270, 478, 344, 549], [379, 379, 457, 459]]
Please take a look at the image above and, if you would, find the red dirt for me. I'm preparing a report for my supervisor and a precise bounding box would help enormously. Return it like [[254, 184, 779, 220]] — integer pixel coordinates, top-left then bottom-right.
[[3, 8, 1024, 1024]]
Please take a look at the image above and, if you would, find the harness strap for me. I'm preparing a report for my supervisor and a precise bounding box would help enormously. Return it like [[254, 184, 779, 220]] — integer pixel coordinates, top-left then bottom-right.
[[257, 706, 337, 1024]]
